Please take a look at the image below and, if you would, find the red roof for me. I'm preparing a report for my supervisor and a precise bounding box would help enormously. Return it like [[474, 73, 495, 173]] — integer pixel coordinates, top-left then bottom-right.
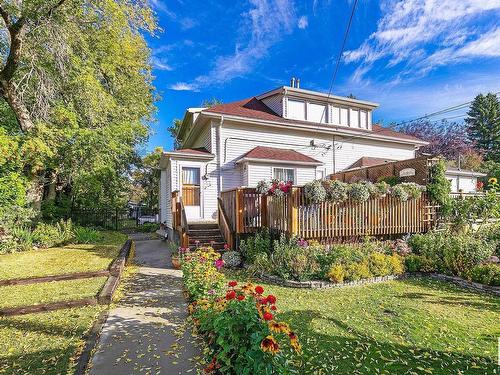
[[204, 97, 424, 143], [239, 146, 322, 164], [169, 147, 212, 155], [349, 156, 396, 169]]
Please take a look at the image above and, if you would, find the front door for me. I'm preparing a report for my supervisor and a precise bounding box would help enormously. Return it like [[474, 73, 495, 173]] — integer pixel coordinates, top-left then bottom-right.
[[182, 166, 201, 220]]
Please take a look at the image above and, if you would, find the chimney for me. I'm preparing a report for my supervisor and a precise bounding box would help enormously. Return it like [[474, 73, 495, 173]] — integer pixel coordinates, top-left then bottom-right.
[[296, 78, 300, 89], [290, 77, 296, 88]]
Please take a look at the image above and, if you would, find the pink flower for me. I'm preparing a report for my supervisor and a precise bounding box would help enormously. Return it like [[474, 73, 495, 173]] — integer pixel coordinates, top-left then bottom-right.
[[224, 243, 229, 250], [214, 259, 225, 270]]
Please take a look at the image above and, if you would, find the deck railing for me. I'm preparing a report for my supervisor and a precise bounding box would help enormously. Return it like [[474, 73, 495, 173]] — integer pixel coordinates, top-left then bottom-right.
[[219, 187, 437, 241]]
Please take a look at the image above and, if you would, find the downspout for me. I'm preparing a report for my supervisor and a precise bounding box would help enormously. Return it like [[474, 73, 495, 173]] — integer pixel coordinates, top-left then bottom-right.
[[332, 135, 336, 173]]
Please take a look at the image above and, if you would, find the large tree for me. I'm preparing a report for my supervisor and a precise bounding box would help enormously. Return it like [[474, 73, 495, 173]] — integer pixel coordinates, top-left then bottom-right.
[[465, 93, 500, 162], [0, 0, 157, 209]]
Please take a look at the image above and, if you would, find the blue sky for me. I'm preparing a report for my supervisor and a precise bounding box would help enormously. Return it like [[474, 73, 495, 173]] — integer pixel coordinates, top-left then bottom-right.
[[143, 0, 500, 153]]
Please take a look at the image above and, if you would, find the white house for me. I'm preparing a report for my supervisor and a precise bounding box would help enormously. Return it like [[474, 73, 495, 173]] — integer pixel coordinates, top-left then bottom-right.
[[445, 168, 486, 193], [159, 83, 430, 235]]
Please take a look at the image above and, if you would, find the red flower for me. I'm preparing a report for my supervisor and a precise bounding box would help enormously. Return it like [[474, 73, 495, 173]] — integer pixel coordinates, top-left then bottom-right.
[[255, 285, 264, 295], [263, 312, 273, 321], [237, 294, 245, 301], [266, 295, 276, 304], [228, 280, 237, 287], [224, 243, 229, 250], [270, 305, 277, 311], [226, 290, 236, 300]]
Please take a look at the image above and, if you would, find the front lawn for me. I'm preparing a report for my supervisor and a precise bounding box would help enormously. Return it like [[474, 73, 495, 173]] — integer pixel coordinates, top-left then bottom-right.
[[0, 231, 127, 280], [0, 306, 103, 375], [0, 277, 108, 309], [229, 271, 499, 374]]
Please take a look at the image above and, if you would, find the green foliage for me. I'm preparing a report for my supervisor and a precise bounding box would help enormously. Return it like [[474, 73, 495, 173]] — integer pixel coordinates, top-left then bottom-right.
[[345, 261, 372, 281], [408, 231, 494, 277], [324, 180, 349, 202], [348, 182, 371, 202], [327, 264, 345, 283], [450, 187, 500, 229], [0, 172, 27, 207], [239, 228, 271, 263], [73, 226, 101, 244], [466, 93, 500, 162], [270, 235, 320, 281], [136, 222, 160, 233], [391, 184, 409, 201], [32, 219, 74, 248], [221, 250, 242, 268], [368, 252, 391, 276], [377, 175, 401, 186], [468, 263, 500, 286], [427, 159, 452, 216]]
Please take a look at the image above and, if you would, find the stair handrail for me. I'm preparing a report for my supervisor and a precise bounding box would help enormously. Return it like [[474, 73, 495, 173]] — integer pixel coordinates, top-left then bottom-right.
[[178, 196, 190, 247], [218, 197, 235, 249]]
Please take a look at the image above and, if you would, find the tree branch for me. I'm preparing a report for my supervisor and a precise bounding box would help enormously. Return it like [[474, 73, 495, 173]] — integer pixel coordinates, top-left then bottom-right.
[[0, 5, 11, 28]]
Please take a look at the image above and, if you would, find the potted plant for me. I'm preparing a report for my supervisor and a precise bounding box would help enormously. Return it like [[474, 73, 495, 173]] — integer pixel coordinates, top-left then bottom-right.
[[170, 243, 182, 269]]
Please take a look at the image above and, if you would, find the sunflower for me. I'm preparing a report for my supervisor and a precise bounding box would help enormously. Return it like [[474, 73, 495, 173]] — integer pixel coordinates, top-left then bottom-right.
[[269, 321, 290, 334], [260, 335, 280, 354], [488, 177, 498, 184]]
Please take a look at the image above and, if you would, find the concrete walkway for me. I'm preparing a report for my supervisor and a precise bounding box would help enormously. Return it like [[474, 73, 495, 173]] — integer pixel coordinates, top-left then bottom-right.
[[88, 239, 201, 375]]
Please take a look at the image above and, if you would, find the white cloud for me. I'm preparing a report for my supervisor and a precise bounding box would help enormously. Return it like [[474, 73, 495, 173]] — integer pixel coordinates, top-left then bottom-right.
[[298, 15, 308, 29], [169, 82, 199, 91], [180, 17, 198, 30], [151, 57, 174, 71], [344, 0, 500, 81], [180, 0, 297, 90]]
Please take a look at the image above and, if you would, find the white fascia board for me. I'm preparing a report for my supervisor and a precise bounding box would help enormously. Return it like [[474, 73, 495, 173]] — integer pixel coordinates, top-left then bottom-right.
[[201, 112, 428, 146], [163, 152, 215, 160], [445, 170, 487, 177], [236, 157, 323, 166]]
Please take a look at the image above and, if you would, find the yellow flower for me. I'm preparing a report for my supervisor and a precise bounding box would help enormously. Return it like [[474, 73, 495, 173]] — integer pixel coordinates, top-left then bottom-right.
[[288, 331, 301, 353], [489, 177, 498, 184], [269, 321, 290, 334], [260, 335, 280, 354]]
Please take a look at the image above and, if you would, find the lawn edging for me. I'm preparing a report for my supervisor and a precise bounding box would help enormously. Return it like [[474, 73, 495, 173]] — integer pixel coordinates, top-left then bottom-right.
[[0, 240, 134, 316], [0, 270, 110, 287], [257, 271, 500, 295]]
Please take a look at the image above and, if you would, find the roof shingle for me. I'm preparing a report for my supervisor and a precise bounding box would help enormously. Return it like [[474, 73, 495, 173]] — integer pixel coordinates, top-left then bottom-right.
[[239, 146, 322, 164]]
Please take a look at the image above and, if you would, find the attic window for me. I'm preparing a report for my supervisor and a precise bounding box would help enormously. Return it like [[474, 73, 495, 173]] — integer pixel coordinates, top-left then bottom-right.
[[307, 103, 327, 123], [287, 99, 305, 120]]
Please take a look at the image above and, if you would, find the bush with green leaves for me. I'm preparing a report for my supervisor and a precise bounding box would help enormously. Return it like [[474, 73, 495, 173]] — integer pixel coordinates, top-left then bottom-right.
[[324, 180, 349, 202], [427, 159, 452, 215], [391, 184, 409, 201], [32, 220, 74, 248], [138, 222, 160, 233], [74, 226, 101, 244], [374, 181, 390, 197], [304, 180, 326, 203], [239, 228, 271, 263], [468, 263, 500, 286]]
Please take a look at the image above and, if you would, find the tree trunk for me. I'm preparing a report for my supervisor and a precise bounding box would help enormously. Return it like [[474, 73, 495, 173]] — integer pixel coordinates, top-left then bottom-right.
[[0, 80, 34, 132], [46, 171, 57, 201]]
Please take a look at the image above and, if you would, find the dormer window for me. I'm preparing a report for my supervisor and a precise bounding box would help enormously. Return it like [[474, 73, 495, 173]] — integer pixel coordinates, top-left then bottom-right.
[[287, 99, 306, 120], [307, 102, 327, 123]]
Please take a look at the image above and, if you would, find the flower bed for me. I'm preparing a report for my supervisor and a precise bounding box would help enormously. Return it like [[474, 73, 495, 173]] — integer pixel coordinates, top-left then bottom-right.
[[181, 246, 301, 374]]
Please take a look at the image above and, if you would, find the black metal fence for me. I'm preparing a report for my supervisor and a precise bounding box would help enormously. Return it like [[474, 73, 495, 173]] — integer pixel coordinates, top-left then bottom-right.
[[69, 206, 158, 231]]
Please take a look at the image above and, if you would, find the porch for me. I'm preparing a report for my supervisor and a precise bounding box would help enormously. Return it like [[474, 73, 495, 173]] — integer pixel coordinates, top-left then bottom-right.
[[172, 186, 438, 249]]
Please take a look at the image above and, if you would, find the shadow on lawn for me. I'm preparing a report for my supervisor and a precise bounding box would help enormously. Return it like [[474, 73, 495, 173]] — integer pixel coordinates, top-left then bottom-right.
[[0, 346, 77, 375], [279, 308, 497, 374]]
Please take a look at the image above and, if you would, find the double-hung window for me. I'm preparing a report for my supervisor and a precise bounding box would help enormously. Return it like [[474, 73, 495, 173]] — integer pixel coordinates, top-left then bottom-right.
[[273, 168, 295, 183]]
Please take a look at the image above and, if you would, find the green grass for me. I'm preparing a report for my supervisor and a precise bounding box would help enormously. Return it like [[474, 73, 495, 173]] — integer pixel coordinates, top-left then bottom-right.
[[0, 231, 127, 281], [228, 271, 500, 374], [0, 306, 104, 375], [0, 277, 107, 309]]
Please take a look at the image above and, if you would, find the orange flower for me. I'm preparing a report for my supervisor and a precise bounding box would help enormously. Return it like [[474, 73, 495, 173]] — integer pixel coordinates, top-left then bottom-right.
[[260, 335, 280, 354], [269, 321, 290, 334], [255, 285, 264, 294], [288, 331, 301, 353]]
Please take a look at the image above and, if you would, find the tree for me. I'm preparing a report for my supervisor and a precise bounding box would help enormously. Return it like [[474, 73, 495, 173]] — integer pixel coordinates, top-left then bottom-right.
[[398, 120, 479, 166], [168, 119, 183, 150], [0, 0, 157, 210], [465, 93, 500, 162], [130, 147, 163, 208]]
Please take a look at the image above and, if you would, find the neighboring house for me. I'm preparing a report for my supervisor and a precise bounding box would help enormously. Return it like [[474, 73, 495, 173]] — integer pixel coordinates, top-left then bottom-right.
[[445, 168, 486, 193], [159, 83, 429, 234]]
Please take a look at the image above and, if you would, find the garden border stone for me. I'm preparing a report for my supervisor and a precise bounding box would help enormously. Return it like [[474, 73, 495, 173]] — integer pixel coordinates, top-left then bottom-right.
[[423, 273, 500, 296], [0, 270, 110, 287]]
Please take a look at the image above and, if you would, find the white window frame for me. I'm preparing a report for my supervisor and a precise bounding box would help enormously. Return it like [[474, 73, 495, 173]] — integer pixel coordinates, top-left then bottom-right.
[[272, 167, 296, 184]]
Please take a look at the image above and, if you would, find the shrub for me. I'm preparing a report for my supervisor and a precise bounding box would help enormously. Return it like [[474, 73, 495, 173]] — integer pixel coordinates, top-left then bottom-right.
[[191, 282, 300, 373], [327, 264, 345, 283], [221, 250, 242, 268], [248, 252, 271, 276], [137, 222, 160, 233], [427, 159, 453, 216], [345, 261, 372, 281], [182, 247, 226, 301], [441, 236, 493, 277], [377, 175, 401, 186], [401, 182, 425, 199], [270, 235, 320, 281], [349, 183, 371, 202], [304, 180, 326, 203], [239, 228, 271, 263], [32, 220, 75, 248], [388, 253, 405, 275], [468, 263, 500, 286], [74, 226, 101, 244], [373, 181, 390, 197], [324, 180, 349, 202], [367, 252, 391, 276]]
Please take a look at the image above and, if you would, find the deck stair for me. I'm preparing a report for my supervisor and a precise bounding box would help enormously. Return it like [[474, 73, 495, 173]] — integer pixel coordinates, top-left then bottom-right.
[[187, 222, 226, 250]]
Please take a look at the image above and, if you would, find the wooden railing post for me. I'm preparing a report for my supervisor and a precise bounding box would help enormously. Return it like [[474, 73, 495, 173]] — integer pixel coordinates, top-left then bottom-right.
[[288, 187, 299, 236], [235, 188, 244, 233], [261, 194, 268, 228]]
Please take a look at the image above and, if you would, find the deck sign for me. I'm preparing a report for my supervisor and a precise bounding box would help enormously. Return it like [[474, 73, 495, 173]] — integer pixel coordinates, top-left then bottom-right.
[[399, 168, 416, 177]]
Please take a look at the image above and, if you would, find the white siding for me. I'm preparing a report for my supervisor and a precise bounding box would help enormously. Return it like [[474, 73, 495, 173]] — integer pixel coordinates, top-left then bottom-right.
[[307, 103, 327, 123], [445, 173, 478, 193], [159, 168, 170, 226], [334, 137, 416, 171], [261, 94, 283, 116], [191, 123, 212, 152], [246, 163, 316, 186]]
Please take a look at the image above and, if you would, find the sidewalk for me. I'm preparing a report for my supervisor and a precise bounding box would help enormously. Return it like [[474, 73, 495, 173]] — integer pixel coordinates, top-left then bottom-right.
[[88, 239, 201, 375]]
